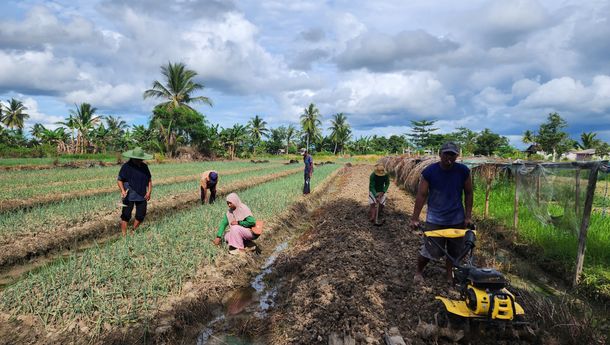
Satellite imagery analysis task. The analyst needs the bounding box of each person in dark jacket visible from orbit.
[369,163,390,223]
[117,147,153,236]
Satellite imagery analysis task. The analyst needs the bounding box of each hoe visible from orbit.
[423,227,527,337]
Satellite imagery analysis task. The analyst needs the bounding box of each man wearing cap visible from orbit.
[369,163,390,223]
[117,147,153,236]
[200,170,219,204]
[410,141,473,284]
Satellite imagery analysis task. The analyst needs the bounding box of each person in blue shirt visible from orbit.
[117,147,153,236]
[410,142,473,284]
[303,150,314,194]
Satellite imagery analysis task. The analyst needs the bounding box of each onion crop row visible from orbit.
[0,161,283,201]
[0,164,339,336]
[0,164,300,242]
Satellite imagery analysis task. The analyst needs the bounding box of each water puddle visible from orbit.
[196,242,288,345]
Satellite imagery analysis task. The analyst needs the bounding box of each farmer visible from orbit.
[117,147,153,236]
[200,170,219,204]
[213,193,258,254]
[410,141,473,284]
[369,163,390,223]
[303,150,314,194]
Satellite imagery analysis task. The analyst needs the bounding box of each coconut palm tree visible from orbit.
[220,124,248,160]
[70,103,101,154]
[247,115,269,154]
[143,62,212,110]
[300,103,322,152]
[30,123,45,142]
[105,115,128,135]
[328,113,351,154]
[1,98,29,130]
[285,124,296,155]
[143,62,212,156]
[578,132,601,149]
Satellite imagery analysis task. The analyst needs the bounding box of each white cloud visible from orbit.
[0,6,98,49]
[21,97,64,130]
[281,70,456,130]
[183,12,320,94]
[473,87,513,109]
[521,77,594,110]
[63,82,144,110]
[0,48,85,94]
[464,0,551,47]
[336,30,459,71]
[512,78,540,98]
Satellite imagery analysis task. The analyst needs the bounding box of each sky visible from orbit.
[1,0,610,149]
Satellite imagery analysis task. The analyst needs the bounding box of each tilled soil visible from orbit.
[261,164,533,345]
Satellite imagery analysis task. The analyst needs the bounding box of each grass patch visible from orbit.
[473,177,610,298]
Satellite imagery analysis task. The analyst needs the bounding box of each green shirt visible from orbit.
[369,172,390,194]
[216,214,257,238]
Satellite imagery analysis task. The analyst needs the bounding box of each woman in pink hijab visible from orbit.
[213,193,258,254]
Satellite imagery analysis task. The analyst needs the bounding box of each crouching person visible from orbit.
[213,193,259,254]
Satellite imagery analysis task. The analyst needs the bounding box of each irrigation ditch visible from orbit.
[0,166,304,283]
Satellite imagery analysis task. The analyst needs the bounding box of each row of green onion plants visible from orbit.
[0,161,284,200]
[0,164,339,333]
[0,163,299,240]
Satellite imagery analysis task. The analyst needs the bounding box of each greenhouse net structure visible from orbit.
[381,155,609,290]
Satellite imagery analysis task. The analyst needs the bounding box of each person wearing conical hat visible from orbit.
[369,163,390,223]
[117,147,153,236]
[200,170,219,204]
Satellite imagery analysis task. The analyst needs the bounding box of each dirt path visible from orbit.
[259,164,528,345]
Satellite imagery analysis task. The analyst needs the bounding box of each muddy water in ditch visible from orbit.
[196,242,288,345]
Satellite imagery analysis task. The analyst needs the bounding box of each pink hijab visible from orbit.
[226,193,253,223]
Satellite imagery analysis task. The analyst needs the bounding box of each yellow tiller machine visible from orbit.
[423,227,526,330]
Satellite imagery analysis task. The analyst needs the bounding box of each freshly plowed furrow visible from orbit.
[0,167,303,272]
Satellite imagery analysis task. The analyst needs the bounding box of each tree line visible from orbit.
[0,62,608,160]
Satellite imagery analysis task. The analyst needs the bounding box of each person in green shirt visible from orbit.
[213,192,258,254]
[369,163,390,223]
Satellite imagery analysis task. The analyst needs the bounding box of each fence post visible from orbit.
[536,170,541,206]
[513,164,521,229]
[573,163,600,286]
[485,178,491,218]
[575,167,581,215]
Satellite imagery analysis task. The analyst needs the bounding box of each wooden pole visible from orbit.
[573,163,600,286]
[536,172,541,206]
[575,167,581,215]
[513,164,521,229]
[485,178,491,218]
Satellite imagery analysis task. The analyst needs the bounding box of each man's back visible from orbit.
[422,162,469,225]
